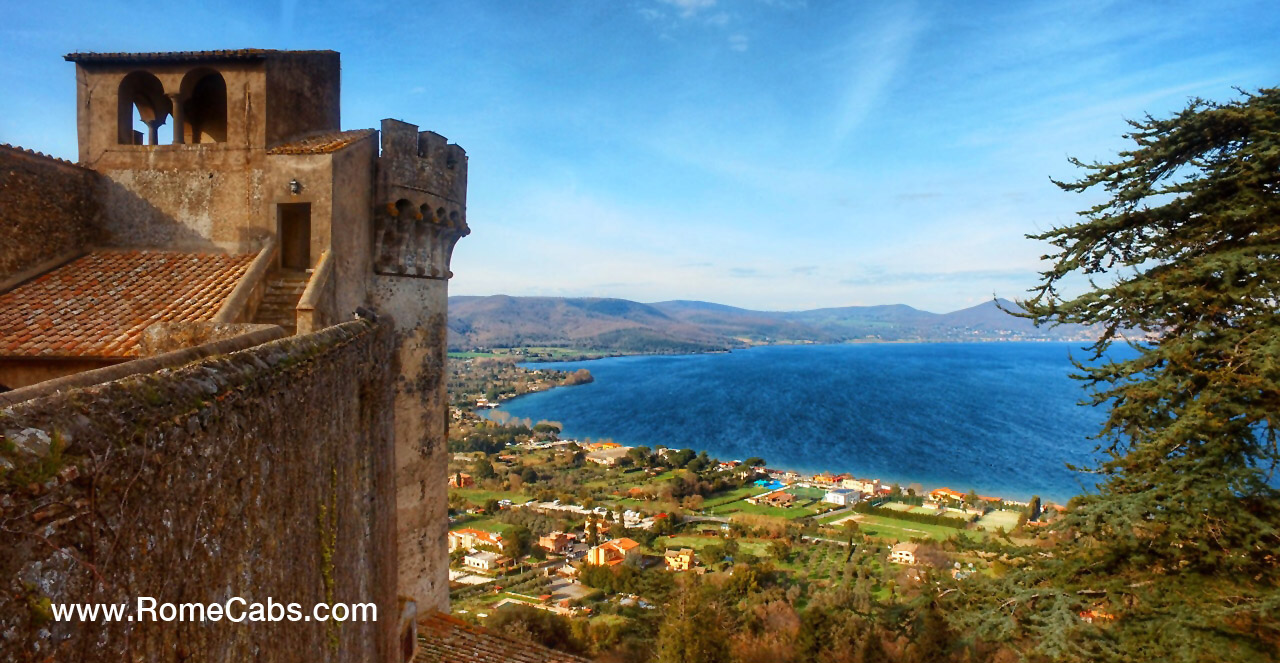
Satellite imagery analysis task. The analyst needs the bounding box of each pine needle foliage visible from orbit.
[962,88,1280,661]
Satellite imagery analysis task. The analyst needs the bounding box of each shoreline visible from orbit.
[473,342,1099,506]
[483,406,1084,507]
[451,337,1100,365]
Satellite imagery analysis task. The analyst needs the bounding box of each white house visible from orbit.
[841,477,881,494]
[823,488,860,506]
[889,542,919,565]
[464,550,509,571]
[825,488,860,505]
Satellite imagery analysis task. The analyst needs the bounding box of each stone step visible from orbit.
[264,283,308,293]
[261,294,303,305]
[250,269,310,334]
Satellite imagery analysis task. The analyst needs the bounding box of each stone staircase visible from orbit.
[252,269,310,334]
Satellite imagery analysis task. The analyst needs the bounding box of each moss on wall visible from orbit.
[0,319,398,663]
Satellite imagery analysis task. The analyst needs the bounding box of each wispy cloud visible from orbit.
[825,4,925,154]
[728,34,749,51]
[839,268,1037,286]
[894,192,942,202]
[659,0,717,18]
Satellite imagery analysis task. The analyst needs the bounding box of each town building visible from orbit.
[537,531,576,555]
[586,538,641,567]
[823,488,860,506]
[585,445,632,466]
[841,477,882,494]
[749,490,796,507]
[449,472,474,488]
[664,548,696,572]
[449,528,503,552]
[889,542,920,565]
[929,487,966,502]
[463,551,509,572]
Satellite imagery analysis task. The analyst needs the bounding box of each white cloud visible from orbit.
[659,0,717,18]
[729,34,749,51]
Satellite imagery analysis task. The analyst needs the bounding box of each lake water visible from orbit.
[495,343,1121,503]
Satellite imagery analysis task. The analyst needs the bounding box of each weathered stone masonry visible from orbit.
[0,146,102,283]
[0,49,470,661]
[0,319,398,662]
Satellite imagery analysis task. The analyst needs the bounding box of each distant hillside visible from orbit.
[447,296,731,353]
[447,295,1096,352]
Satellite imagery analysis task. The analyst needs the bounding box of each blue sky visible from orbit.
[2,1,1276,312]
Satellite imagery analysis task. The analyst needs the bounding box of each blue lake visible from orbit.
[495,343,1124,503]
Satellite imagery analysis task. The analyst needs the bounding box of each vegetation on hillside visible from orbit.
[447,88,1280,663]
[969,86,1280,661]
[446,296,1097,354]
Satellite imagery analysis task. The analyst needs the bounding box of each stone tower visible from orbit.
[13,49,470,615]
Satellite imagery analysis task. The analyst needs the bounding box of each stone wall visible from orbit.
[264,52,342,148]
[370,121,468,613]
[0,318,399,663]
[370,277,452,613]
[0,145,101,282]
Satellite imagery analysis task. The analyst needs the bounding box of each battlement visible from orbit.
[377,119,467,204]
[373,119,469,279]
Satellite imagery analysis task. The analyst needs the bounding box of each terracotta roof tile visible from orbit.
[0,143,85,169]
[416,611,591,663]
[268,129,376,155]
[0,251,254,359]
[64,49,335,63]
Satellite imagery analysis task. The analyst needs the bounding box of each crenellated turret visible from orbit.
[373,119,469,280]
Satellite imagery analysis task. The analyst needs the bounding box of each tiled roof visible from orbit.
[451,528,503,545]
[607,538,639,551]
[64,49,335,63]
[0,143,84,169]
[0,251,254,359]
[268,129,376,155]
[416,612,592,663]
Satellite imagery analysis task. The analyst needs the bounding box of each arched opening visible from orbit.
[180,69,228,144]
[117,71,171,146]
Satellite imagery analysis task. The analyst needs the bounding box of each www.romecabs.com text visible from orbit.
[51,597,376,623]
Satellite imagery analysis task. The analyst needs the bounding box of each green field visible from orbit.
[815,510,855,525]
[786,486,829,500]
[838,514,972,542]
[975,509,1023,531]
[452,488,533,505]
[709,500,824,518]
[450,516,516,534]
[703,485,766,508]
[661,535,773,559]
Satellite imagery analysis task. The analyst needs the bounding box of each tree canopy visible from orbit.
[966,88,1280,661]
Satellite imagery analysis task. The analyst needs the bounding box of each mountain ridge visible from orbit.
[447,295,1096,352]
